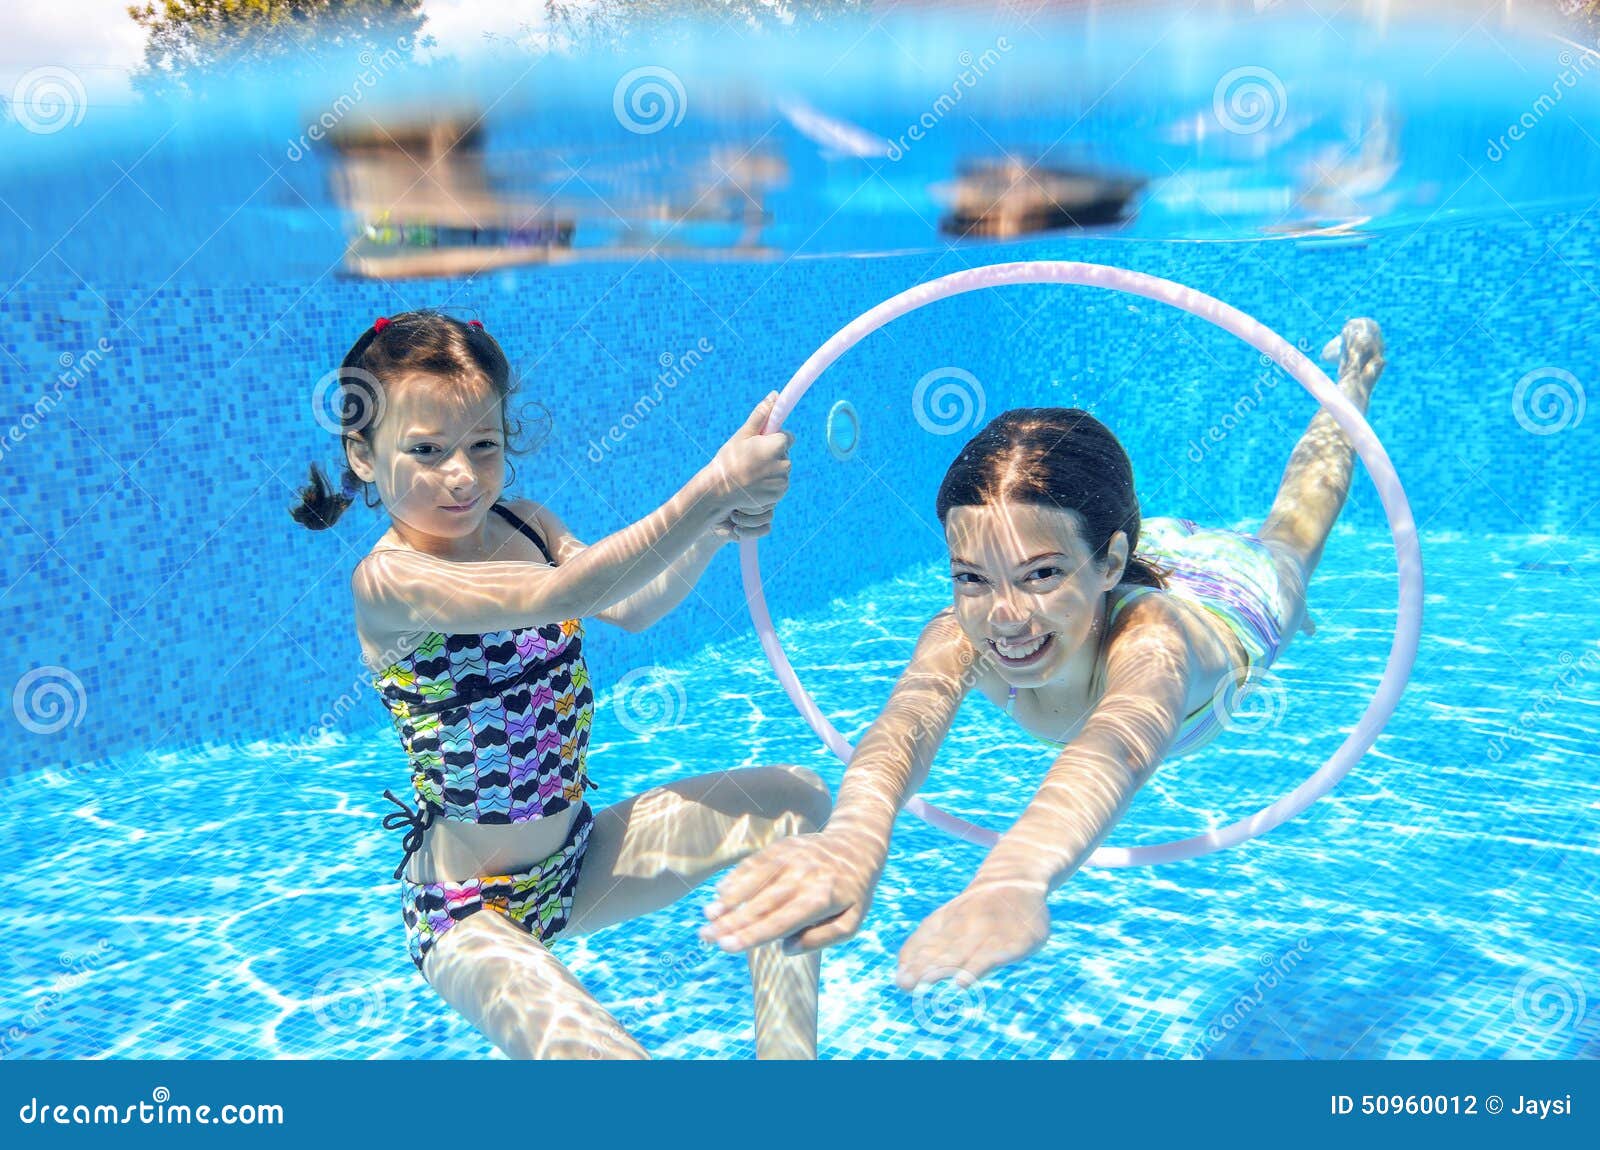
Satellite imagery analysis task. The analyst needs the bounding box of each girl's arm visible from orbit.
[893,593,1195,990]
[700,608,977,955]
[353,395,786,638]
[974,592,1194,894]
[826,608,976,842]
[524,500,733,634]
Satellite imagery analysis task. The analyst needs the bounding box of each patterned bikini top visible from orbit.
[369,502,597,879]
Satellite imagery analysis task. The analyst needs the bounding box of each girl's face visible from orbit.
[944,500,1128,687]
[347,373,506,544]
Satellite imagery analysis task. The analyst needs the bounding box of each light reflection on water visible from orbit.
[6,530,1597,1059]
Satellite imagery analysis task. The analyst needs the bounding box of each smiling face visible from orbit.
[945,500,1129,687]
[346,372,507,550]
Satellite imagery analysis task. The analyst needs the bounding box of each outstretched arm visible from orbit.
[895,593,1196,990]
[699,608,977,955]
[522,501,771,633]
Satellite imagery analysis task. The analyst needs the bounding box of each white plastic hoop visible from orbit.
[739,261,1422,865]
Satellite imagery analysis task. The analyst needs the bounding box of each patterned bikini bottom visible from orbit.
[399,801,594,971]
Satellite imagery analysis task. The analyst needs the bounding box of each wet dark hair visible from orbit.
[935,407,1170,590]
[290,310,539,530]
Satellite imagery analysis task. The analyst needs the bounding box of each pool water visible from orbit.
[4,5,1599,1062]
[9,527,1597,1060]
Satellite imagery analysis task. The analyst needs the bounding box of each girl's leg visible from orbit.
[423,910,650,1059]
[564,763,833,1060]
[1258,317,1386,646]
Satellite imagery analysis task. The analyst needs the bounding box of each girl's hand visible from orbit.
[700,828,885,955]
[706,392,793,513]
[709,504,775,545]
[894,881,1050,991]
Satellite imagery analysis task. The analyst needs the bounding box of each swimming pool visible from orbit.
[3,5,1598,1060]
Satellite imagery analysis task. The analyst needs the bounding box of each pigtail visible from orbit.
[290,462,356,531]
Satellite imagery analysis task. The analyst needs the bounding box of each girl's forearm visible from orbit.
[559,468,726,618]
[613,533,725,631]
[827,756,912,843]
[974,731,1149,894]
[824,716,940,845]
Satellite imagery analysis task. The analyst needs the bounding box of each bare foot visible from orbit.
[1319,317,1385,404]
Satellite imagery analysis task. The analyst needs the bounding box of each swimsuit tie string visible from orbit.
[381,789,437,882]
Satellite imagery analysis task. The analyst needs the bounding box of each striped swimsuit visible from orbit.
[370,502,598,969]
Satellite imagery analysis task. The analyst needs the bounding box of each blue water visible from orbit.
[8,528,1599,1059]
[4,7,1599,1060]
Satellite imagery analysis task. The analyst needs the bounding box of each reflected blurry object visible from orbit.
[935,157,1145,238]
[1266,86,1402,239]
[329,112,576,279]
[601,145,789,256]
[779,99,892,159]
[1296,88,1401,214]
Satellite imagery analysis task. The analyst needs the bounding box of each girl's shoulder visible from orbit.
[1102,584,1206,660]
[1103,583,1241,689]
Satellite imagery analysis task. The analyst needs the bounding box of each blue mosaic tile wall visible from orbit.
[2,205,1595,778]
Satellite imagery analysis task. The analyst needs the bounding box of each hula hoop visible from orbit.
[739,261,1423,865]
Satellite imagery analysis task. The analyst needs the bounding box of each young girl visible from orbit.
[701,318,1386,992]
[291,310,832,1058]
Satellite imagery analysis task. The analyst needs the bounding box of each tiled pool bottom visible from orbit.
[6,527,1598,1060]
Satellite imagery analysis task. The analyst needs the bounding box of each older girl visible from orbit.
[702,318,1385,991]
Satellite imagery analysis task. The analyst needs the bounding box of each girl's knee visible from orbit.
[765,764,833,836]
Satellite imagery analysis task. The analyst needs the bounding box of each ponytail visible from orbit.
[1121,550,1172,590]
[289,460,366,531]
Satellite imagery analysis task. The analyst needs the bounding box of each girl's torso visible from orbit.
[356,501,583,881]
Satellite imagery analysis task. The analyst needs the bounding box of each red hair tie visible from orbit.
[467,319,484,329]
[373,316,391,332]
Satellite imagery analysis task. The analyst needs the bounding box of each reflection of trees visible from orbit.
[126,0,429,95]
[542,0,866,52]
